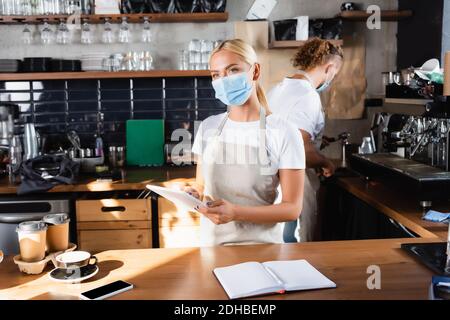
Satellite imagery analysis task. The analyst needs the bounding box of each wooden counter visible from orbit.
[336,176,449,240]
[0,238,444,300]
[0,166,197,194]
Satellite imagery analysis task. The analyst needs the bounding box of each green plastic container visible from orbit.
[126,119,165,166]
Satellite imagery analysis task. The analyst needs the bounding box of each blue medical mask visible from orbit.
[316,80,331,93]
[212,69,253,106]
[297,69,335,93]
[316,70,335,93]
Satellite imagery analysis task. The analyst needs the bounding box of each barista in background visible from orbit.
[268,38,343,242]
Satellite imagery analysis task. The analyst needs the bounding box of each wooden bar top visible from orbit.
[336,176,449,240]
[0,238,444,300]
[0,166,197,194]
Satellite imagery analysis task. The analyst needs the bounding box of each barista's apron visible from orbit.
[200,107,282,246]
[293,70,324,242]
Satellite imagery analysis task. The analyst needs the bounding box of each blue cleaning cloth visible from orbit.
[422,210,450,222]
[432,276,450,285]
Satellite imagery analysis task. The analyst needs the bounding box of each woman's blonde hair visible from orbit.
[292,38,343,71]
[209,39,270,114]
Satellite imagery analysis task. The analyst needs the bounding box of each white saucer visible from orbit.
[49,265,99,283]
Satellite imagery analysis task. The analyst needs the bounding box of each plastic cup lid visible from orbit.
[43,213,70,225]
[16,221,47,233]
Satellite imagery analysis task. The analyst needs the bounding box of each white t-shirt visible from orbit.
[192,112,305,171]
[268,78,325,142]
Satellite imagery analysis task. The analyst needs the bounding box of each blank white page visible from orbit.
[262,260,336,292]
[213,262,283,299]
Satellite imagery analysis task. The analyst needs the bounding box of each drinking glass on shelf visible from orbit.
[43,0,55,15]
[33,0,45,15]
[141,16,152,43]
[21,0,33,15]
[118,16,130,43]
[131,51,140,71]
[80,19,93,44]
[56,20,70,44]
[1,0,13,15]
[200,40,213,53]
[200,52,211,70]
[81,0,91,14]
[22,24,33,45]
[188,39,201,52]
[200,40,214,70]
[57,0,66,14]
[103,56,121,72]
[189,51,201,70]
[51,0,60,15]
[101,18,115,44]
[40,20,54,45]
[179,49,189,70]
[67,0,81,14]
[122,52,134,71]
[13,0,23,15]
[142,51,153,71]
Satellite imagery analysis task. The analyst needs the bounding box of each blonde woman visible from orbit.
[268,38,344,242]
[187,39,305,246]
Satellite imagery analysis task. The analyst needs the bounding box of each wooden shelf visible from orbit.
[384,98,432,106]
[269,39,343,49]
[0,12,228,24]
[0,70,211,81]
[338,10,413,21]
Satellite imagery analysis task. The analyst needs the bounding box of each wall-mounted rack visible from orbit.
[338,10,413,21]
[0,70,211,81]
[269,39,343,49]
[0,12,228,24]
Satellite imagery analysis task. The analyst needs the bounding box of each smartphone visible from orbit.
[80,280,133,300]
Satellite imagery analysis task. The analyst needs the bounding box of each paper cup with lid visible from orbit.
[43,213,71,253]
[16,221,48,262]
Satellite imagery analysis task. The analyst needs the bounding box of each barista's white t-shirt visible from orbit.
[192,112,305,171]
[268,78,324,142]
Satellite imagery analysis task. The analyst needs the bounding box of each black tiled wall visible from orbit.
[0,77,225,149]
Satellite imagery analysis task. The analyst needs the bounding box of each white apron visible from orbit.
[294,70,324,242]
[296,168,320,242]
[200,107,283,246]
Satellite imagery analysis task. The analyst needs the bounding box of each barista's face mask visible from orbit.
[212,67,254,106]
[316,67,336,93]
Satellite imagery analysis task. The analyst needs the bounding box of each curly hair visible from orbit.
[292,38,343,71]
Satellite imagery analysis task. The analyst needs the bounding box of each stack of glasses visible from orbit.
[180,39,222,71]
[0,0,93,15]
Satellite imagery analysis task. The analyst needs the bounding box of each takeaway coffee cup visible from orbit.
[54,251,97,270]
[16,221,48,262]
[43,213,70,252]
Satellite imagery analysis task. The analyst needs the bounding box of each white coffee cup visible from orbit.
[55,251,97,269]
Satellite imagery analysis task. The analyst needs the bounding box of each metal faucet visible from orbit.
[319,132,351,167]
[338,132,351,168]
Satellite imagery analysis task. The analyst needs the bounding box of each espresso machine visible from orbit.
[350,96,450,208]
[0,103,20,176]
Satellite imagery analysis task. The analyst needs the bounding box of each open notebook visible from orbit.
[213,260,336,299]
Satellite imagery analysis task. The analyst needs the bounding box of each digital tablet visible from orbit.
[146,185,206,212]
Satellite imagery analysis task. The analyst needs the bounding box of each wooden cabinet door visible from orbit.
[78,228,152,253]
